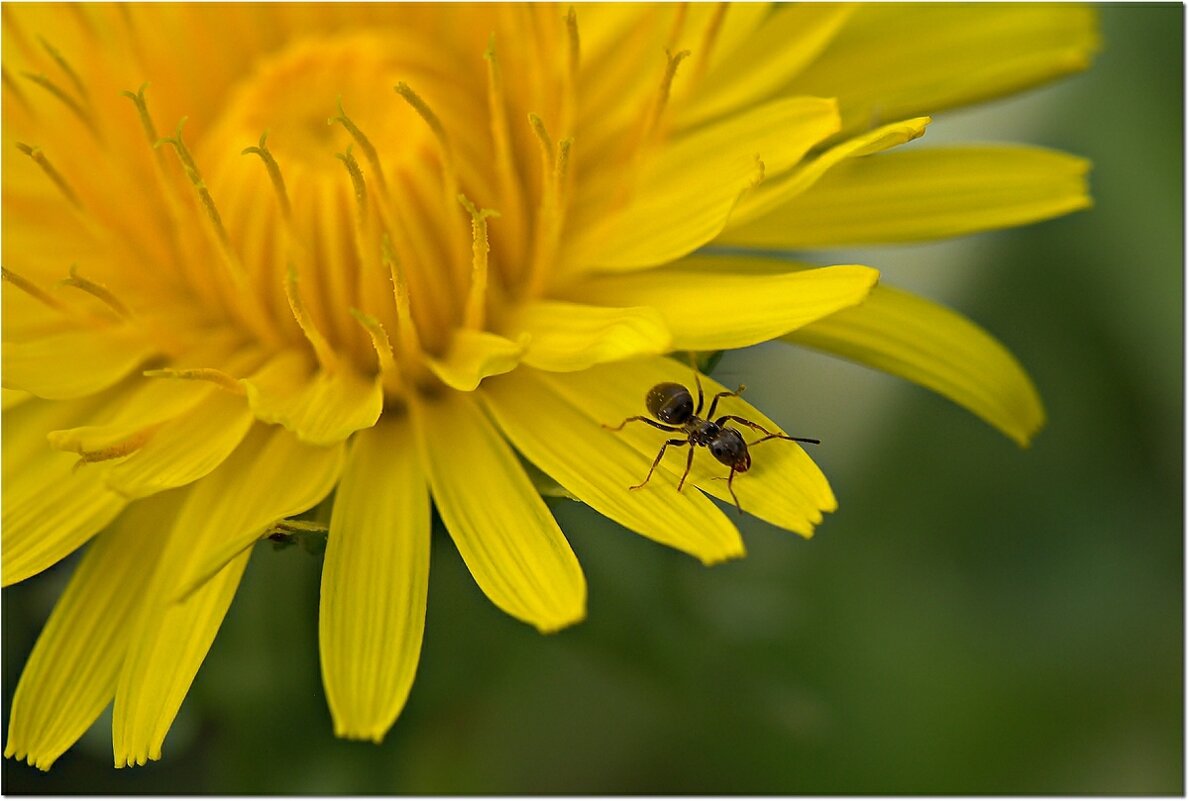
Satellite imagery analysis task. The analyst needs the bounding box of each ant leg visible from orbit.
[706,385,746,419]
[676,443,696,492]
[689,353,706,416]
[631,438,689,490]
[714,414,820,445]
[750,432,820,447]
[604,416,681,433]
[725,467,742,514]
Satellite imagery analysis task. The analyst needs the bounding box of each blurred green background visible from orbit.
[3,4,1182,794]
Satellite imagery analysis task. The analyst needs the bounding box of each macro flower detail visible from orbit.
[2,3,1096,770]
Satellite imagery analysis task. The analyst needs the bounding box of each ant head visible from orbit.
[709,428,750,471]
[646,382,694,425]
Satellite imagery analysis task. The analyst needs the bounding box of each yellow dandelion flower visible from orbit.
[2,3,1097,770]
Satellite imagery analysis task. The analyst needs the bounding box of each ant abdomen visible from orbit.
[645,382,694,425]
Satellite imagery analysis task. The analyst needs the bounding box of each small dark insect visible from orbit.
[603,368,819,514]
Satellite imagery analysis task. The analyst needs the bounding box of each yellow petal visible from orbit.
[679,4,856,127]
[510,300,671,372]
[106,389,255,498]
[241,349,383,446]
[320,418,430,742]
[3,326,156,400]
[544,356,836,536]
[112,546,251,768]
[786,285,1045,446]
[571,97,841,271]
[568,257,878,351]
[2,388,32,410]
[729,146,1092,248]
[4,493,180,771]
[483,369,744,564]
[786,3,1100,135]
[424,328,527,391]
[171,424,345,598]
[411,391,586,632]
[727,116,931,227]
[2,437,125,586]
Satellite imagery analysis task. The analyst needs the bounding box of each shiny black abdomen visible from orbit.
[646,382,694,425]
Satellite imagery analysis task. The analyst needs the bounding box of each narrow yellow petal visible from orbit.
[679,4,856,126]
[568,257,878,351]
[106,389,255,498]
[545,357,836,536]
[510,300,671,372]
[727,116,931,227]
[423,328,525,391]
[4,493,179,771]
[241,349,383,446]
[571,97,840,271]
[787,3,1100,136]
[112,547,251,768]
[3,326,156,400]
[483,369,744,565]
[2,388,32,410]
[411,391,586,632]
[320,418,430,743]
[729,146,1092,248]
[2,441,125,586]
[786,285,1045,446]
[171,424,345,598]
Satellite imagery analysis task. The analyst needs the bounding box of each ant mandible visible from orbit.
[602,363,820,514]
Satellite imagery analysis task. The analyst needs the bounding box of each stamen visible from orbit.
[565,7,581,81]
[15,142,81,209]
[328,97,387,192]
[241,131,291,221]
[2,67,34,116]
[71,427,155,470]
[560,7,581,133]
[694,3,729,79]
[285,265,339,372]
[142,367,244,394]
[38,37,89,101]
[154,118,234,255]
[59,264,131,320]
[349,308,400,391]
[1,266,67,312]
[666,3,690,50]
[381,233,423,358]
[458,194,499,330]
[394,81,469,285]
[523,116,572,298]
[484,35,525,270]
[335,146,368,214]
[642,48,691,142]
[121,83,159,150]
[21,70,97,138]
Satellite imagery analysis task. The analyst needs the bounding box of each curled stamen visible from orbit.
[142,367,244,394]
[21,70,97,137]
[285,265,339,372]
[59,264,131,320]
[381,233,423,358]
[121,83,160,149]
[242,131,291,221]
[349,308,399,388]
[1,266,67,311]
[335,146,368,212]
[643,48,691,141]
[524,116,572,298]
[155,118,234,253]
[328,97,387,192]
[70,427,155,471]
[458,194,500,330]
[38,36,89,101]
[15,142,81,208]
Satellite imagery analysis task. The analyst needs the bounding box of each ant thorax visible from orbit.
[686,417,722,446]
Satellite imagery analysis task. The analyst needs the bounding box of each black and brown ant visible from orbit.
[603,367,819,514]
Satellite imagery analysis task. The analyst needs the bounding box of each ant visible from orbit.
[602,365,820,514]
